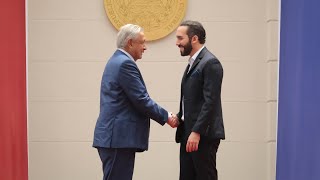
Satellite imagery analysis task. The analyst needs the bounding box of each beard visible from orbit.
[179,40,192,56]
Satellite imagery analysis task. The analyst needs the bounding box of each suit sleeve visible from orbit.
[118,60,168,125]
[192,59,223,134]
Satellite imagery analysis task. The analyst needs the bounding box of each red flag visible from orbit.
[0,0,28,179]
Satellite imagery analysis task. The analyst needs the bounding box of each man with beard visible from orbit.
[174,20,225,180]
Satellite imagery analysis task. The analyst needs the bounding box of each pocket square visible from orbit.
[190,70,201,78]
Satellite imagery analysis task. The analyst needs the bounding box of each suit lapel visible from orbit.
[188,58,200,75]
[187,47,208,75]
[182,64,190,83]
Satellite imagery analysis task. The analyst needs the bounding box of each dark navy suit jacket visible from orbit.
[176,47,225,143]
[93,50,168,152]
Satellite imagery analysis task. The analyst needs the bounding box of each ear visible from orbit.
[192,35,199,43]
[127,39,133,48]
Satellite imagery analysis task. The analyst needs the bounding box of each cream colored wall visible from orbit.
[266,0,279,180]
[28,0,279,180]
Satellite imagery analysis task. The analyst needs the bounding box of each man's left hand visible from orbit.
[186,132,200,152]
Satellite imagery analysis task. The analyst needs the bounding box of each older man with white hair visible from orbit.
[93,24,178,180]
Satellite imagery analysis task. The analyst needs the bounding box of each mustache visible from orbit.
[178,45,184,48]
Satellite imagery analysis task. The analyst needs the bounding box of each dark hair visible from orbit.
[180,20,206,44]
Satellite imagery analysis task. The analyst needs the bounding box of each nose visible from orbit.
[143,44,147,50]
[176,40,180,47]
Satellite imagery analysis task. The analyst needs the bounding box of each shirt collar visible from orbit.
[190,45,205,61]
[118,48,135,62]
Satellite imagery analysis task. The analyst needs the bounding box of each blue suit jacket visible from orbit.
[93,50,168,152]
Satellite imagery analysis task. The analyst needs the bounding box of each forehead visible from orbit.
[176,26,188,36]
[136,31,145,40]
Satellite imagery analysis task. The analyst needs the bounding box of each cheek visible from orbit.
[138,48,143,55]
[181,41,187,46]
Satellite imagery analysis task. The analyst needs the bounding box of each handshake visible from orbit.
[167,112,180,128]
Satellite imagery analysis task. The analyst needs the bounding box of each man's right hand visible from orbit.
[167,113,179,128]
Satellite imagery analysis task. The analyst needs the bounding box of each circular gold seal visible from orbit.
[104,0,187,41]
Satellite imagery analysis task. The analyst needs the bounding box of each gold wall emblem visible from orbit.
[104,0,187,41]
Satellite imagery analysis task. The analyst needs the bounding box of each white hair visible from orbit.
[116,24,143,48]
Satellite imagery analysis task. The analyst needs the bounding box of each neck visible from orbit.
[121,47,137,61]
[189,44,203,57]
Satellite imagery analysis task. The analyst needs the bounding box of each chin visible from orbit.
[181,52,188,56]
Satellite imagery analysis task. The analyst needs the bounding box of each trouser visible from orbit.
[179,138,220,180]
[97,148,136,180]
